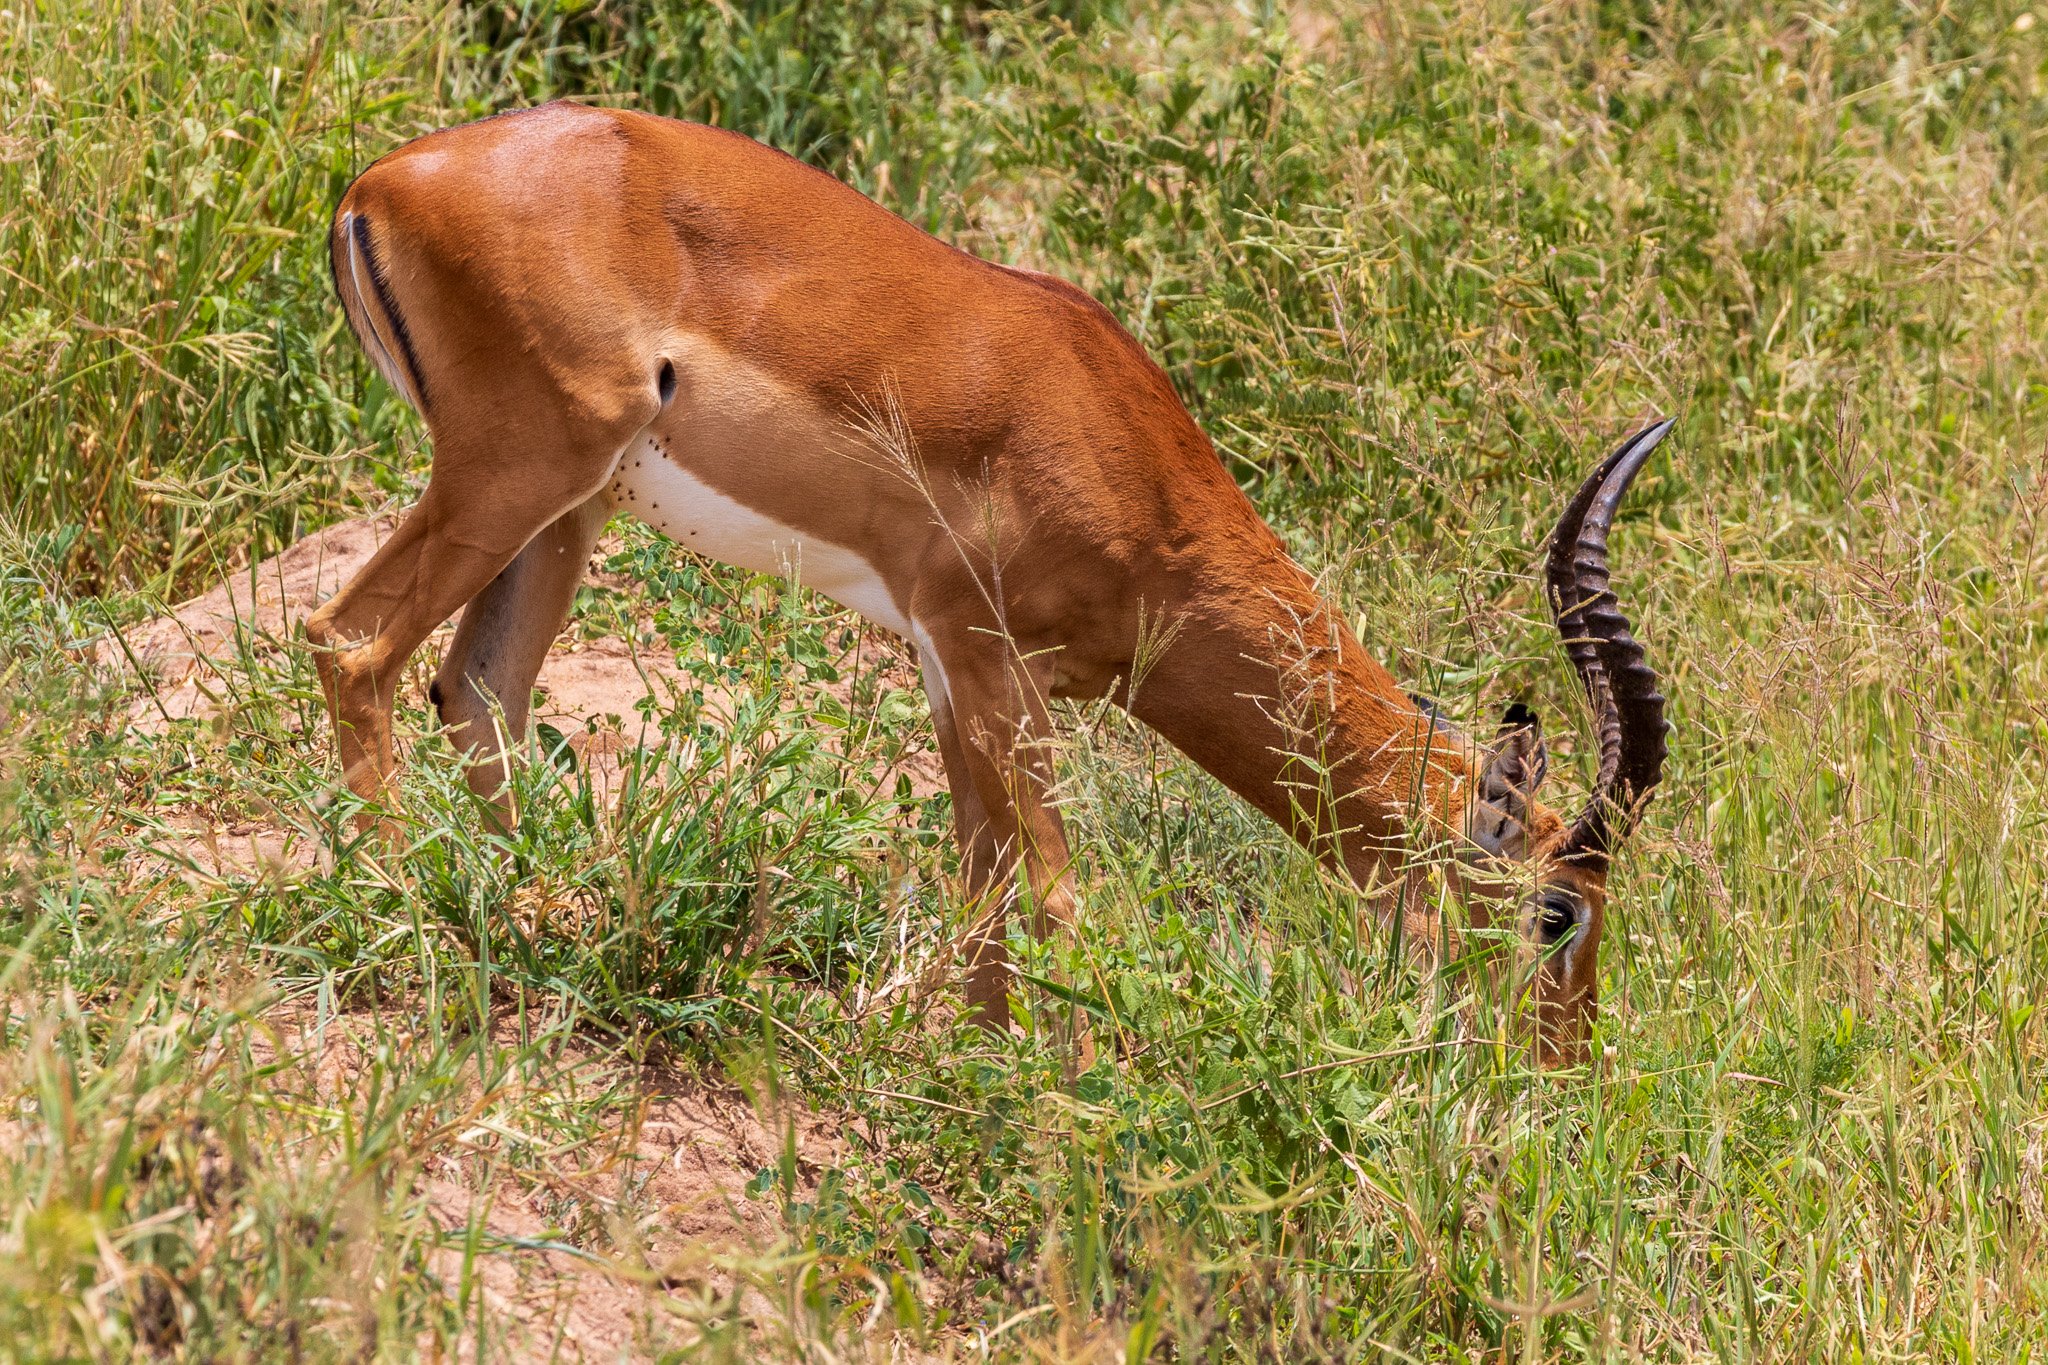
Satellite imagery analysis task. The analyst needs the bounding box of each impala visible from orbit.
[312,102,1670,1063]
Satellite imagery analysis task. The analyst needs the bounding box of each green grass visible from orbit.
[5,0,2048,1358]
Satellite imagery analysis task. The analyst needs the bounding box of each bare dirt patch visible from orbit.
[254,1004,852,1360]
[104,513,947,880]
[412,1081,845,1360]
[100,515,697,740]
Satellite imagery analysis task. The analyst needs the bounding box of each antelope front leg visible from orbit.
[920,650,1006,901]
[916,621,1081,1037]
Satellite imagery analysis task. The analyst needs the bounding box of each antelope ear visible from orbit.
[1471,703,1547,858]
[1487,702,1547,797]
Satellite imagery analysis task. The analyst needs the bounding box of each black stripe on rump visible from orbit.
[350,212,430,411]
[327,212,346,315]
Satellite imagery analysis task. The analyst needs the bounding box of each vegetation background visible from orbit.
[4,0,2047,1358]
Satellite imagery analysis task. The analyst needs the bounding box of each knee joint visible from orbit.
[304,604,341,654]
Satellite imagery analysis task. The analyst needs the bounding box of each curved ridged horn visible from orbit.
[1546,418,1674,868]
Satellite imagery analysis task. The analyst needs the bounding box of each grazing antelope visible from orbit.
[313,102,1669,1063]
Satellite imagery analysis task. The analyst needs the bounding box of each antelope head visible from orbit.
[1460,420,1673,1064]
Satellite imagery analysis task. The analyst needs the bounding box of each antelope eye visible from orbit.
[1536,892,1580,945]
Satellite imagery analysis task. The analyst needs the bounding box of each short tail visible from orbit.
[330,208,429,412]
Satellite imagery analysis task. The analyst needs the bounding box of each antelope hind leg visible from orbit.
[430,491,612,825]
[306,452,623,828]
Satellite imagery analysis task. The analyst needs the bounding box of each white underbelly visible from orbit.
[608,434,911,638]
